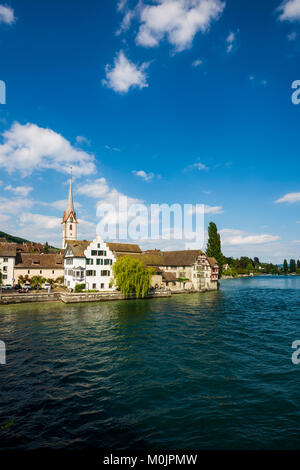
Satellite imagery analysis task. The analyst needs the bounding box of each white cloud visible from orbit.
[204,204,223,214]
[0,122,96,177]
[4,185,33,197]
[77,177,110,198]
[226,30,237,53]
[20,212,61,231]
[0,5,15,24]
[105,144,120,152]
[103,51,148,93]
[0,196,34,215]
[117,9,135,34]
[185,161,208,171]
[192,58,203,67]
[220,228,280,246]
[76,135,90,146]
[135,0,225,52]
[278,0,300,21]
[275,192,300,203]
[132,170,155,181]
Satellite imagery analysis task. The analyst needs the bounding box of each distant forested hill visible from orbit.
[0,231,31,244]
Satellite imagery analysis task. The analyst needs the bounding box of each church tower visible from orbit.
[62,170,78,248]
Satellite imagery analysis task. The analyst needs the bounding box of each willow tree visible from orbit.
[113,256,154,298]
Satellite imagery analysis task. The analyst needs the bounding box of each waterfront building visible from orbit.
[0,243,17,286]
[14,253,64,282]
[64,236,143,290]
[126,250,219,291]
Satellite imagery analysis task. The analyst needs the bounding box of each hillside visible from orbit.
[0,231,32,244]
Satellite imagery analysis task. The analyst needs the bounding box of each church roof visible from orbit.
[62,171,77,223]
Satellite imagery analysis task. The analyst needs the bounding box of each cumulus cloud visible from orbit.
[0,4,15,24]
[135,0,225,52]
[275,192,300,203]
[220,229,280,245]
[277,0,300,21]
[0,122,96,177]
[132,170,155,181]
[4,185,33,197]
[20,212,61,231]
[77,177,110,198]
[0,196,34,215]
[103,51,148,93]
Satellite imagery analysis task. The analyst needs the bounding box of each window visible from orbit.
[3,275,7,279]
[91,250,97,256]
[92,283,96,289]
[52,270,54,274]
[3,266,7,272]
[101,283,104,289]
[70,225,72,230]
[40,270,42,274]
[96,259,100,265]
[28,270,30,274]
[101,270,110,276]
[66,258,73,265]
[97,243,100,248]
[104,259,110,265]
[87,259,93,265]
[86,270,96,276]
[3,258,8,263]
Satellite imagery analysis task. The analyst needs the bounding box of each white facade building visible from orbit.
[0,243,16,286]
[64,236,116,291]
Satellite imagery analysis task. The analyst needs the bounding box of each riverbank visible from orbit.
[0,288,213,306]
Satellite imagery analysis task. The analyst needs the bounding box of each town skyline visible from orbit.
[1,0,300,262]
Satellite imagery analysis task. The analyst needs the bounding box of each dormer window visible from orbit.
[70,217,73,223]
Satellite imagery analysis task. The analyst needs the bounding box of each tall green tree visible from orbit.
[297,260,300,270]
[290,259,296,273]
[113,256,154,298]
[206,222,224,278]
[283,259,288,274]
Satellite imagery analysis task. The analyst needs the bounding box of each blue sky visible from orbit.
[1,0,300,261]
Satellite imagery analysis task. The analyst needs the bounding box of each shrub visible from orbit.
[74,283,85,293]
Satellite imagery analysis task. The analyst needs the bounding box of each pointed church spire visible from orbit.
[62,168,77,223]
[65,168,74,216]
[62,168,78,248]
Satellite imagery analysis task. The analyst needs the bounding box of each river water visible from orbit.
[0,276,300,450]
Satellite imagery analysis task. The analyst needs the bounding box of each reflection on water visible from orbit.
[1,276,300,450]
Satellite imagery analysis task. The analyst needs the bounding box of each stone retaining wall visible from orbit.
[60,290,171,303]
[0,293,60,305]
